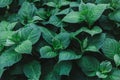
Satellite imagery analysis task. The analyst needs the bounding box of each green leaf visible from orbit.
[59,51,81,62]
[95,0,111,4]
[96,71,108,78]
[89,33,106,49]
[23,60,41,80]
[19,24,41,44]
[53,61,72,76]
[48,15,64,27]
[57,8,70,15]
[79,3,108,25]
[0,21,17,31]
[0,0,13,7]
[62,11,85,23]
[40,27,55,45]
[45,2,56,7]
[18,1,37,24]
[0,69,5,78]
[99,61,112,74]
[0,50,22,69]
[0,31,14,46]
[109,10,120,23]
[108,69,120,80]
[101,38,120,59]
[39,46,57,58]
[82,38,88,49]
[114,54,120,67]
[77,56,99,77]
[82,26,102,36]
[84,45,99,52]
[73,26,102,36]
[52,32,70,50]
[111,0,120,9]
[44,71,61,80]
[0,45,4,52]
[15,40,32,54]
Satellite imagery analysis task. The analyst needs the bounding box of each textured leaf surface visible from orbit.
[23,61,41,80]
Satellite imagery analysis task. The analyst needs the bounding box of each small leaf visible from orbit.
[52,32,70,50]
[84,45,99,52]
[81,26,102,36]
[40,27,55,45]
[59,51,81,62]
[114,54,120,67]
[44,71,61,80]
[45,2,56,7]
[48,15,64,27]
[23,60,41,80]
[0,69,5,78]
[53,61,72,76]
[0,31,14,45]
[39,46,57,58]
[99,61,112,74]
[15,40,32,54]
[73,26,102,36]
[0,21,17,31]
[96,71,108,78]
[62,11,85,23]
[82,38,88,49]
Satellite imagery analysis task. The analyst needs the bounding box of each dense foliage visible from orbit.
[0,0,120,80]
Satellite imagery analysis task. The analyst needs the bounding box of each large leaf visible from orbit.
[0,0,13,7]
[18,24,41,44]
[39,46,57,58]
[77,56,100,77]
[79,2,108,25]
[89,33,106,49]
[107,69,120,80]
[109,10,120,23]
[101,38,120,59]
[53,61,72,76]
[15,40,32,54]
[0,50,22,69]
[23,60,41,80]
[59,51,81,62]
[18,1,37,24]
[62,11,85,23]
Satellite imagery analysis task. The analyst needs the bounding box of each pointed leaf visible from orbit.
[23,61,41,80]
[63,11,85,23]
[59,51,81,62]
[15,40,32,54]
[39,46,57,58]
